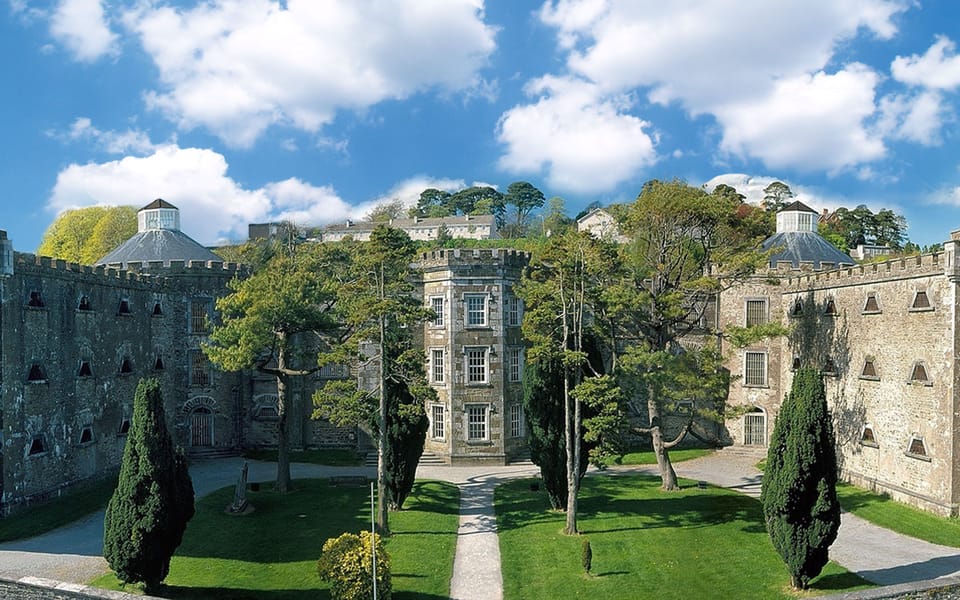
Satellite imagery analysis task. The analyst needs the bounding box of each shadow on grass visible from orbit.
[809,571,873,591]
[153,585,331,600]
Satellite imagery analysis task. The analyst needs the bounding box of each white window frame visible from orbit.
[743,351,767,387]
[508,347,522,383]
[465,347,488,384]
[506,295,522,327]
[466,404,489,441]
[431,404,445,440]
[465,294,487,327]
[431,296,445,327]
[431,348,445,384]
[744,298,768,327]
[509,403,525,438]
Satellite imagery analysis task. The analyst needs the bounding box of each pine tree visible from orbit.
[760,367,841,590]
[103,378,195,591]
[384,374,429,510]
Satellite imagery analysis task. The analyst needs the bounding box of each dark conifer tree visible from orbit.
[760,367,841,590]
[103,378,195,591]
[384,375,429,510]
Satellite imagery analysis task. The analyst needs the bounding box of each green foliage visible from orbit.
[503,181,546,237]
[820,204,907,251]
[760,368,841,590]
[581,538,592,573]
[317,531,392,600]
[384,371,430,510]
[37,205,136,263]
[103,378,194,591]
[574,375,626,467]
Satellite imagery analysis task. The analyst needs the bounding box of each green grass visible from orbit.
[241,448,364,466]
[837,482,960,548]
[0,474,117,543]
[497,474,872,599]
[604,447,713,466]
[91,478,459,599]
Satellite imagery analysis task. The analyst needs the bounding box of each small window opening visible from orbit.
[823,357,837,376]
[790,298,804,317]
[28,436,45,455]
[823,298,838,316]
[861,358,878,379]
[152,302,163,316]
[27,364,46,382]
[863,293,881,314]
[118,419,130,436]
[910,362,930,384]
[911,291,932,310]
[79,426,93,444]
[27,290,45,308]
[907,436,928,458]
[154,356,164,370]
[78,361,92,377]
[860,426,878,447]
[78,296,92,311]
[117,299,131,315]
[791,356,801,371]
[119,358,133,374]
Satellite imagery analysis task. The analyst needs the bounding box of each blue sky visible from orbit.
[3,0,960,252]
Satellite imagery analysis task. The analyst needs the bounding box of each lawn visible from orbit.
[241,448,364,466]
[837,482,960,548]
[0,474,117,542]
[91,478,459,599]
[605,447,713,466]
[497,474,872,600]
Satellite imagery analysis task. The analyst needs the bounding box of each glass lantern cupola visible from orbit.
[138,199,181,232]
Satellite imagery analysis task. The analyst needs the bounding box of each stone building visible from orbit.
[720,201,960,515]
[318,214,499,243]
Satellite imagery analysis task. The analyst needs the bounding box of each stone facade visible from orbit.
[721,235,960,515]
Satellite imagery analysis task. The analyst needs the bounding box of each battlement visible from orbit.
[16,253,246,285]
[104,259,246,277]
[417,248,530,270]
[779,249,950,288]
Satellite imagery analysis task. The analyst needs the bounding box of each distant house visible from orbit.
[308,214,498,243]
[576,207,628,242]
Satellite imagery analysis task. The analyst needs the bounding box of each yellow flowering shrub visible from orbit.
[317,531,391,600]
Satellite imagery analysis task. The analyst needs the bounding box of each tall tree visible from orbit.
[205,237,340,492]
[103,378,194,592]
[37,205,136,263]
[503,181,546,238]
[762,181,794,212]
[313,225,433,534]
[367,199,406,222]
[541,196,573,238]
[761,367,841,590]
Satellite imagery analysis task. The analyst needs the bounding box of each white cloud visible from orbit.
[49,0,118,62]
[878,91,946,145]
[47,145,355,244]
[123,0,497,147]
[50,117,159,155]
[361,176,471,214]
[892,35,960,90]
[496,76,656,193]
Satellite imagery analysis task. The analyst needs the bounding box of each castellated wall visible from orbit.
[722,246,960,515]
[418,248,529,465]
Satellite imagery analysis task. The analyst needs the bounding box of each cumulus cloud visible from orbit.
[47,145,356,244]
[496,76,656,193]
[49,0,118,62]
[50,117,159,155]
[704,173,901,216]
[892,35,960,90]
[123,0,497,147]
[878,91,946,145]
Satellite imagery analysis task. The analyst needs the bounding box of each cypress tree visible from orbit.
[760,367,841,590]
[384,376,429,510]
[103,378,195,591]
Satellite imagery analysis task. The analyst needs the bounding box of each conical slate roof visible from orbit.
[762,232,854,270]
[95,200,221,267]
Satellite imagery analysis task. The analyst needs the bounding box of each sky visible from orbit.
[3,0,960,253]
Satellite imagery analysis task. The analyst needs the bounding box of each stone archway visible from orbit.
[743,407,767,446]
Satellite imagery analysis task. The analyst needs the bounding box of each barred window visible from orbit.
[431,405,445,440]
[508,348,522,382]
[509,404,525,438]
[467,405,488,441]
[744,351,767,386]
[190,298,212,334]
[466,347,488,384]
[431,297,445,327]
[465,295,487,327]
[506,296,522,327]
[431,349,445,384]
[745,299,768,326]
[190,350,212,387]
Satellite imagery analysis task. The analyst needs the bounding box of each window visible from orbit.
[823,357,837,376]
[789,298,803,318]
[466,347,488,384]
[154,356,164,370]
[744,299,768,326]
[431,349,445,384]
[431,405,445,439]
[506,296,522,327]
[743,351,767,386]
[508,348,522,383]
[117,299,131,315]
[78,295,92,311]
[860,358,878,380]
[190,298,212,334]
[118,419,130,436]
[823,298,838,316]
[252,395,279,420]
[907,436,930,460]
[431,297,445,327]
[27,290,45,308]
[78,360,92,378]
[79,426,93,445]
[466,405,488,441]
[909,361,931,385]
[791,356,801,371]
[465,295,487,327]
[119,357,133,375]
[318,363,349,379]
[28,436,46,456]
[911,290,933,311]
[190,350,212,387]
[510,404,525,438]
[863,292,881,314]
[674,401,694,416]
[27,364,46,382]
[860,425,878,448]
[152,302,163,316]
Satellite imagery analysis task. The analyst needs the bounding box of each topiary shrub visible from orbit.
[581,538,592,573]
[317,531,391,600]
